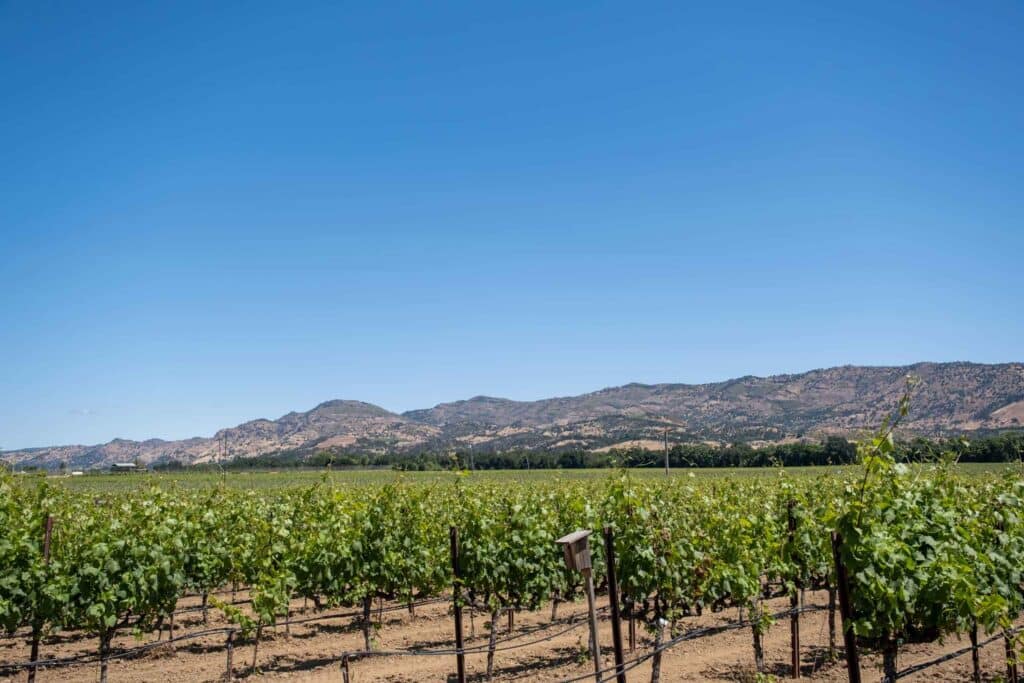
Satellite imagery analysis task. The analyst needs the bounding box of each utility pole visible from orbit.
[663,427,670,476]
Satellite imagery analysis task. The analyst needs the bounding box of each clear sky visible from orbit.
[1,2,1022,449]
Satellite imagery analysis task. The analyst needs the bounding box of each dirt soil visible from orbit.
[0,589,1016,682]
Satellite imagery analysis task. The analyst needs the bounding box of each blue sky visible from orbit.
[1,2,1022,449]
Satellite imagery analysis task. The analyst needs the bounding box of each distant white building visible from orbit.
[110,462,141,473]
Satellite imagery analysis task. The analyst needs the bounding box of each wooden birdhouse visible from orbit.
[556,529,592,572]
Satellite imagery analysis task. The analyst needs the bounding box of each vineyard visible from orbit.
[2,424,1024,681]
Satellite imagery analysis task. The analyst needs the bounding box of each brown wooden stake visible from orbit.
[169,611,176,651]
[603,526,627,683]
[998,513,1019,683]
[508,607,514,633]
[790,590,800,678]
[583,566,602,682]
[450,527,466,683]
[831,532,862,683]
[341,654,350,683]
[788,501,801,679]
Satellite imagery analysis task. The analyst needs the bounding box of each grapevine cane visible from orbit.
[362,596,372,651]
[751,598,765,673]
[225,629,234,681]
[650,617,665,683]
[250,623,263,675]
[1005,630,1019,683]
[486,607,499,680]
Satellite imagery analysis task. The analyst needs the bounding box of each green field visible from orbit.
[4,451,1024,681]
[21,461,1017,492]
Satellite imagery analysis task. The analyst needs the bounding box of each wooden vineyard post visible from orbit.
[341,653,350,683]
[450,527,467,683]
[788,501,801,679]
[557,530,602,682]
[603,526,627,683]
[584,567,602,682]
[831,532,861,683]
[28,515,54,683]
[998,513,1019,683]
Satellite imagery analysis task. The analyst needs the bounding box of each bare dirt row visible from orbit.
[0,589,1014,682]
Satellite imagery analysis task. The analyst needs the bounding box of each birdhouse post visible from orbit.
[557,530,602,681]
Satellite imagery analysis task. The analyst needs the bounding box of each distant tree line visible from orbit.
[148,430,1024,472]
[391,437,861,471]
[154,449,371,471]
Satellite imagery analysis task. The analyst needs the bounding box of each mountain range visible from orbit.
[3,362,1023,470]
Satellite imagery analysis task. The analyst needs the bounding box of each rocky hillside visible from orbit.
[4,362,1022,470]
